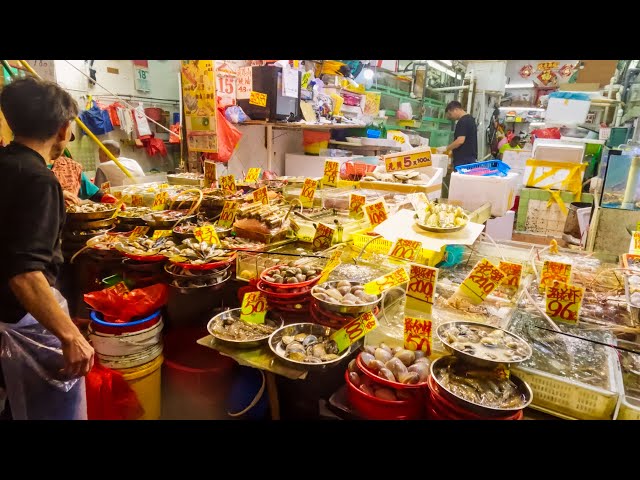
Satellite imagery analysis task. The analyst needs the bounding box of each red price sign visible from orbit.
[220,174,236,194]
[459,258,506,305]
[349,193,366,217]
[323,160,340,188]
[252,186,269,205]
[406,264,438,305]
[545,281,584,324]
[218,201,238,229]
[499,261,523,289]
[403,316,432,354]
[194,225,220,245]
[245,168,261,183]
[100,181,111,194]
[539,260,572,294]
[249,90,268,108]
[107,281,129,296]
[364,268,410,295]
[312,223,335,251]
[151,192,168,211]
[364,200,388,227]
[204,161,217,188]
[388,238,422,262]
[240,291,267,324]
[129,226,149,240]
[331,311,379,353]
[132,194,144,207]
[299,178,318,207]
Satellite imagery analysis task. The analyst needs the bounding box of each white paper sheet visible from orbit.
[372,209,485,251]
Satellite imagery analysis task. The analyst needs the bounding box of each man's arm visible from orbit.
[446,135,466,152]
[10,271,94,378]
[94,167,107,188]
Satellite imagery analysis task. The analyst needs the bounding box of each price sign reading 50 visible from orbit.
[403,316,432,355]
[240,291,267,324]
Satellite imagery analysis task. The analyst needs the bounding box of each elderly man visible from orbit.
[94,139,145,187]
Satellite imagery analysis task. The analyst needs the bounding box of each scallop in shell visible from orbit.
[374,348,393,363]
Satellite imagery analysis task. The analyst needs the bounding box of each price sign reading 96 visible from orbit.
[407,264,438,305]
[459,258,505,305]
[240,291,267,324]
[323,160,340,188]
[545,281,584,324]
[331,311,379,353]
[404,316,432,355]
[364,199,388,227]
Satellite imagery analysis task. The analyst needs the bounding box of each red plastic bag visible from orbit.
[85,362,144,420]
[210,108,242,163]
[530,127,561,140]
[169,123,181,144]
[84,283,168,324]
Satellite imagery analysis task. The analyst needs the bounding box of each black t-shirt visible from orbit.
[0,142,65,323]
[452,114,478,166]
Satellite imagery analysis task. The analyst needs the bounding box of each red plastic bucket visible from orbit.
[162,327,236,419]
[302,130,330,155]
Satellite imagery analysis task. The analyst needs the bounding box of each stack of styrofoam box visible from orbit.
[501,149,532,194]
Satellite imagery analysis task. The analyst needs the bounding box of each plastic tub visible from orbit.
[89,320,163,357]
[302,130,331,155]
[97,342,163,370]
[118,354,164,420]
[90,309,162,335]
[345,370,425,420]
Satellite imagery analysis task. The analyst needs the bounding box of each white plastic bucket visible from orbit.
[97,343,163,370]
[89,319,163,357]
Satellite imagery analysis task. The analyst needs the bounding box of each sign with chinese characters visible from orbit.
[245,168,261,183]
[180,60,218,153]
[539,260,572,294]
[406,264,438,306]
[545,281,584,324]
[218,201,238,229]
[632,231,640,254]
[384,149,432,173]
[249,91,268,108]
[389,239,422,263]
[151,192,168,211]
[236,67,252,100]
[536,61,560,87]
[252,186,269,205]
[364,268,410,295]
[240,291,267,324]
[131,194,144,207]
[129,226,149,240]
[220,174,236,194]
[151,229,173,239]
[459,258,506,305]
[322,160,340,188]
[364,199,388,227]
[499,261,523,289]
[193,225,220,246]
[349,193,366,218]
[312,223,335,251]
[404,316,432,355]
[331,311,379,353]
[299,178,318,208]
[215,61,239,109]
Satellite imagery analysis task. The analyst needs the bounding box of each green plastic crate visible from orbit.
[429,130,453,147]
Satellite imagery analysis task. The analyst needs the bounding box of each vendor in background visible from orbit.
[498,135,522,159]
[439,101,478,168]
[48,147,116,206]
[94,140,145,187]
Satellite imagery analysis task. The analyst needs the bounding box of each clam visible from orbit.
[385,357,408,379]
[349,371,361,387]
[374,348,393,363]
[379,343,392,354]
[342,293,358,303]
[325,288,343,301]
[414,357,431,365]
[325,340,339,355]
[336,280,351,288]
[394,349,416,367]
[348,359,359,373]
[282,335,295,346]
[320,354,339,362]
[368,360,386,373]
[285,342,304,354]
[374,388,397,401]
[360,352,375,367]
[378,368,396,382]
[392,346,403,355]
[408,362,430,382]
[312,344,326,358]
[398,371,420,385]
[302,335,319,347]
[364,345,377,356]
[288,351,306,362]
[294,333,307,343]
[304,356,323,364]
[337,286,352,296]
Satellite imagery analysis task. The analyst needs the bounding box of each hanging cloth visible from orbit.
[78,100,114,136]
[133,102,152,137]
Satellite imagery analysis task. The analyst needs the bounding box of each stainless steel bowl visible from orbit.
[66,207,118,222]
[268,323,351,371]
[311,281,382,315]
[207,308,284,349]
[430,356,533,416]
[169,271,232,295]
[436,321,533,368]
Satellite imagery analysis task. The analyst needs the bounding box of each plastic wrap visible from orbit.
[0,290,86,420]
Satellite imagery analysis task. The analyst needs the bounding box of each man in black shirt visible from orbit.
[444,101,478,168]
[0,77,94,419]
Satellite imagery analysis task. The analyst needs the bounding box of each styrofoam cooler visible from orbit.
[448,171,520,217]
[502,150,532,194]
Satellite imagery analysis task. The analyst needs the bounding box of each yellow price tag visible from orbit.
[218,201,238,229]
[113,190,122,200]
[364,199,388,227]
[330,311,378,353]
[498,261,523,289]
[100,181,111,193]
[299,178,318,208]
[349,193,366,218]
[322,160,340,188]
[132,194,144,207]
[152,229,173,239]
[539,260,572,294]
[633,231,640,254]
[159,183,169,189]
[403,316,433,354]
[458,258,506,305]
[151,192,168,211]
[311,223,335,251]
[240,291,268,324]
[384,149,432,173]
[406,264,438,306]
[204,161,217,188]
[194,225,220,245]
[129,226,149,240]
[318,249,343,284]
[545,281,584,324]
[364,268,409,295]
[220,174,236,194]
[388,238,422,262]
[245,167,262,183]
[106,281,129,296]
[252,186,269,205]
[249,91,268,108]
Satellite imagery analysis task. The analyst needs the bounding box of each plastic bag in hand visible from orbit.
[86,362,144,420]
[84,283,169,324]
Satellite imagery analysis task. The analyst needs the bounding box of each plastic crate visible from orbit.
[455,160,511,177]
[616,396,640,420]
[351,230,444,267]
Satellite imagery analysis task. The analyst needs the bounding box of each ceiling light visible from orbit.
[439,60,453,66]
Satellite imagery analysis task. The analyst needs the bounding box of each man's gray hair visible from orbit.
[102,139,121,156]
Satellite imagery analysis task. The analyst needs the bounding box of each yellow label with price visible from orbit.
[364,199,388,227]
[330,311,378,353]
[384,150,432,173]
[388,238,422,263]
[220,174,236,194]
[218,201,238,229]
[131,194,144,207]
[364,268,409,295]
[459,258,505,305]
[193,225,220,245]
[406,264,438,306]
[349,193,366,218]
[545,281,584,325]
[129,226,149,240]
[322,160,340,188]
[498,261,523,289]
[252,186,269,205]
[151,192,168,211]
[299,178,318,208]
[539,260,572,294]
[249,91,268,108]
[245,168,261,183]
[311,223,335,252]
[151,229,173,239]
[404,316,433,354]
[240,291,268,324]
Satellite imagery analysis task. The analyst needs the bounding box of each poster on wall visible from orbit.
[181,60,218,153]
[215,61,240,109]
